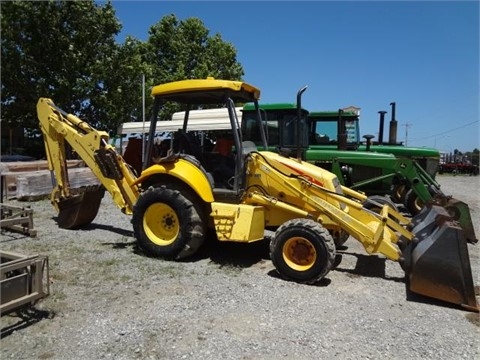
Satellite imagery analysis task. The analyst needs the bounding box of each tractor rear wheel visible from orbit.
[270,219,335,284]
[132,186,206,260]
[404,189,424,215]
[392,184,408,203]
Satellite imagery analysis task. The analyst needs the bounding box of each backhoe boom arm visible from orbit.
[37,98,139,218]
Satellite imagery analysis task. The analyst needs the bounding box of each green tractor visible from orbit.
[241,87,477,243]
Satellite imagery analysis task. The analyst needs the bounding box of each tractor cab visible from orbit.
[142,78,266,198]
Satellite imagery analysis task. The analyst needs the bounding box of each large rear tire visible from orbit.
[270,219,335,284]
[132,186,206,260]
[404,189,423,215]
[391,183,408,204]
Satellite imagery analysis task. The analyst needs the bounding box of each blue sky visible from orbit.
[110,1,479,153]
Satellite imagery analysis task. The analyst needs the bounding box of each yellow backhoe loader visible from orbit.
[37,78,478,312]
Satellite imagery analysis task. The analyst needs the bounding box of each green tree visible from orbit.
[144,14,245,119]
[1,0,121,132]
[1,5,245,157]
[89,36,153,133]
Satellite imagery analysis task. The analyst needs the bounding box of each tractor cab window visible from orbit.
[345,120,359,143]
[312,120,337,144]
[309,118,359,145]
[279,113,308,148]
[242,110,280,147]
[242,107,308,148]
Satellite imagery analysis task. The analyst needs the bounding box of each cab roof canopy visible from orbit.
[151,78,261,104]
[308,111,359,118]
[243,103,299,111]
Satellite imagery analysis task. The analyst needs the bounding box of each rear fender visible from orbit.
[133,160,215,203]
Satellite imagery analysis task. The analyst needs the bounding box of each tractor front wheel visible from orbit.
[363,195,399,214]
[270,219,335,284]
[132,186,206,260]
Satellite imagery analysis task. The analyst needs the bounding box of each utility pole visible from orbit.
[403,122,412,146]
[141,73,146,164]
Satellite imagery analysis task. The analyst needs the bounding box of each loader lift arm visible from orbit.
[242,150,478,311]
[37,98,140,228]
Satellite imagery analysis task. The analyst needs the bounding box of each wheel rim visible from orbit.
[143,203,180,246]
[282,236,317,271]
[394,184,406,201]
[414,198,424,212]
[410,195,424,213]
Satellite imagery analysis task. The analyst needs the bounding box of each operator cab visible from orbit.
[144,78,266,201]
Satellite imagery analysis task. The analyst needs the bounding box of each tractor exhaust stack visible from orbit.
[389,102,398,144]
[378,110,387,144]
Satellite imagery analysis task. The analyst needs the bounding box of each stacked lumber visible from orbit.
[1,160,99,201]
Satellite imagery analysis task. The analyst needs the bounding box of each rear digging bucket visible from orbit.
[56,185,105,229]
[402,205,478,312]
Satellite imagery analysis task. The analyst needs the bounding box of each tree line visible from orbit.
[1,1,244,157]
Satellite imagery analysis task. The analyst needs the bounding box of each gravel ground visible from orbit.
[1,174,479,360]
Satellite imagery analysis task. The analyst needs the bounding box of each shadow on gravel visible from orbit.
[266,269,332,287]
[116,231,271,269]
[194,235,271,268]
[334,251,405,283]
[1,308,54,338]
[404,288,472,312]
[49,218,134,238]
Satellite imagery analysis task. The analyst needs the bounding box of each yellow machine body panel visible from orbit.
[135,159,215,203]
[244,151,345,222]
[210,203,265,242]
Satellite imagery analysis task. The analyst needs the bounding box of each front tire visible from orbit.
[363,195,399,214]
[132,186,205,260]
[270,219,335,284]
[330,229,349,248]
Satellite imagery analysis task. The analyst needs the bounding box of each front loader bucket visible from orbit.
[441,197,478,244]
[402,205,478,312]
[56,185,105,229]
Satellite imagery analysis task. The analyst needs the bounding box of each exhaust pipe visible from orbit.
[296,86,308,161]
[337,109,347,150]
[378,110,387,144]
[389,102,398,144]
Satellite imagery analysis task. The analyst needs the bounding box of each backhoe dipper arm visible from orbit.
[37,98,139,216]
